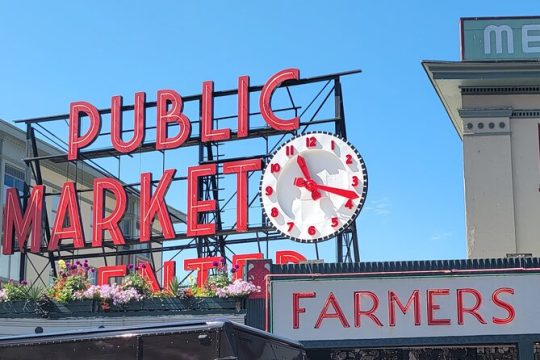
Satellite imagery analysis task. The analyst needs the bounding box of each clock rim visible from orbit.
[259,131,368,244]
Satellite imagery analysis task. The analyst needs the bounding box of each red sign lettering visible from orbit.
[92,177,127,247]
[388,290,421,326]
[260,68,300,131]
[223,159,262,232]
[315,292,350,329]
[111,92,146,153]
[68,102,101,161]
[492,288,516,324]
[354,291,383,327]
[49,182,85,251]
[2,186,44,254]
[427,289,451,325]
[155,90,191,150]
[293,292,316,329]
[140,170,176,242]
[457,288,486,325]
[187,164,216,236]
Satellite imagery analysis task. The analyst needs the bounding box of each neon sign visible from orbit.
[2,69,301,255]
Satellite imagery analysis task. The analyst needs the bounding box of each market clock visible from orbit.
[260,132,367,243]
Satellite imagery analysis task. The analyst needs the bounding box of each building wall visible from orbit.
[461,92,540,258]
[0,121,163,285]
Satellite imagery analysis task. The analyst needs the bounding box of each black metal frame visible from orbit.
[14,70,362,282]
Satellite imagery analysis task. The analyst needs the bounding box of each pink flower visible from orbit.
[216,280,260,298]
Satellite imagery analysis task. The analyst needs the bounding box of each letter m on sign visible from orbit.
[484,25,514,55]
[2,186,44,254]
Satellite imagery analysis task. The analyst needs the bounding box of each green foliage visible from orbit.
[123,271,152,296]
[151,290,174,298]
[0,282,44,301]
[51,274,89,302]
[169,277,180,296]
[185,259,234,297]
[50,261,92,302]
[3,282,29,301]
[25,285,45,301]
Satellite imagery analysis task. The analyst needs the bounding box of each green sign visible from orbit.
[461,16,540,61]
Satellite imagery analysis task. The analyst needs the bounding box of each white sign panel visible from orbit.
[270,273,540,341]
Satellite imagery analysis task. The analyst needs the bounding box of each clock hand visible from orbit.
[312,183,359,200]
[296,155,313,181]
[293,177,322,200]
[295,156,322,200]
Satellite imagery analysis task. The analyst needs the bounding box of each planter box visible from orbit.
[0,301,43,317]
[52,300,98,315]
[194,297,244,312]
[98,300,144,313]
[143,298,184,311]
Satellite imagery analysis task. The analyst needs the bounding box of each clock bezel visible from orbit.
[259,131,368,243]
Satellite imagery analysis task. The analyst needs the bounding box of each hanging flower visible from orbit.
[216,280,261,298]
[58,259,66,270]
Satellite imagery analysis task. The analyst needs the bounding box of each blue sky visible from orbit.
[1,1,539,264]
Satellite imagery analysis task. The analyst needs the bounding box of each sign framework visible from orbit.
[8,69,362,281]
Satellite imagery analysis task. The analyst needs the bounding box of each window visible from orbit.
[3,164,25,197]
[0,164,25,281]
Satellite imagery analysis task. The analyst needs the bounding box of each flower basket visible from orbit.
[52,300,98,315]
[0,300,42,317]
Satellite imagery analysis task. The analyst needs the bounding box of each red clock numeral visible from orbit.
[286,145,295,156]
[308,226,316,236]
[331,217,339,228]
[345,199,354,209]
[287,222,294,232]
[271,207,279,217]
[331,140,335,150]
[306,136,317,148]
[346,154,353,165]
[271,163,281,173]
[352,176,359,187]
[265,186,273,196]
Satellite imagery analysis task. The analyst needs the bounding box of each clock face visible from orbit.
[260,132,367,243]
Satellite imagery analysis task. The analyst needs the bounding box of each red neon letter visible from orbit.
[354,291,383,327]
[232,253,263,281]
[49,182,85,251]
[136,261,176,292]
[293,292,316,329]
[315,292,350,329]
[223,159,262,232]
[260,68,300,131]
[163,260,176,292]
[492,288,515,324]
[187,164,217,236]
[201,81,231,142]
[275,250,307,264]
[156,90,191,150]
[139,169,176,242]
[138,262,160,292]
[2,186,44,254]
[92,177,127,247]
[388,290,421,326]
[111,92,146,153]
[184,257,221,288]
[68,101,101,160]
[97,265,127,286]
[457,288,486,325]
[427,289,451,325]
[237,75,249,138]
